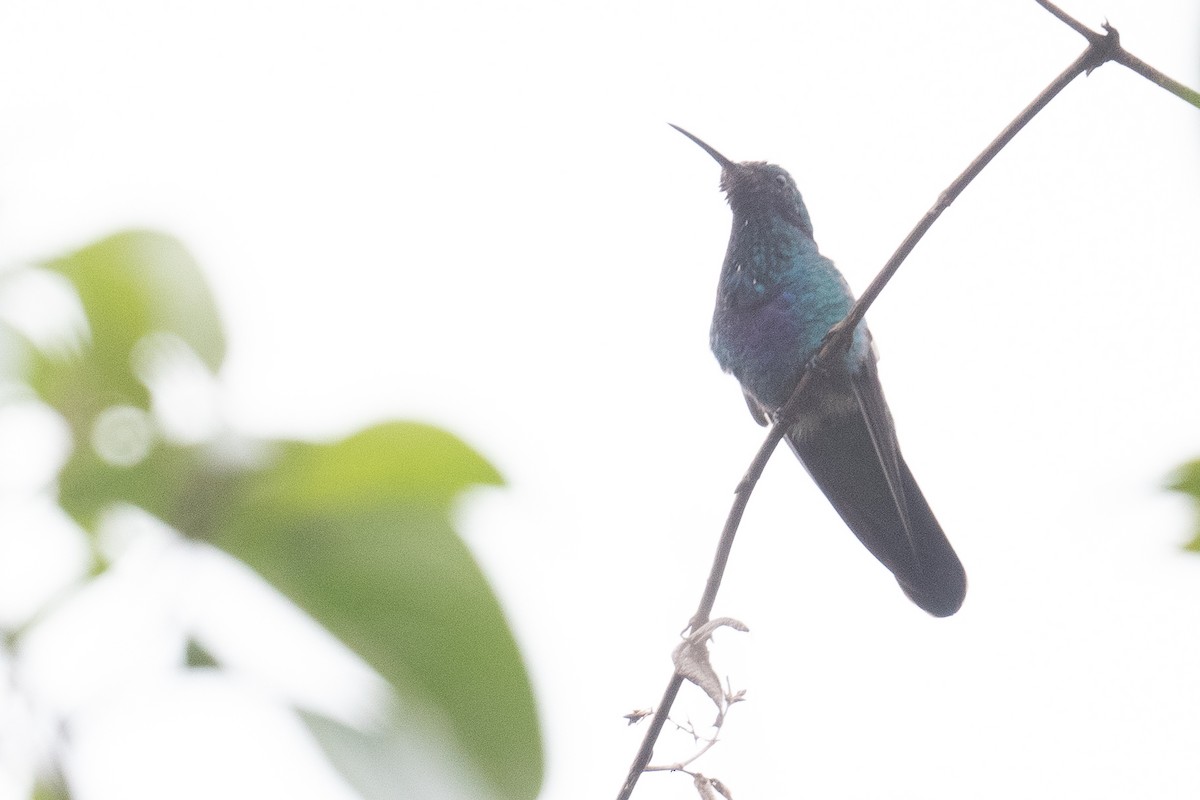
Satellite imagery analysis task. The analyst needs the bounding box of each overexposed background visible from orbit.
[1,1,1199,798]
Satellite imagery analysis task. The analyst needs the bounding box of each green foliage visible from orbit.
[34,230,225,413]
[218,424,540,800]
[1,230,542,799]
[1168,460,1200,552]
[301,709,492,800]
[30,777,71,800]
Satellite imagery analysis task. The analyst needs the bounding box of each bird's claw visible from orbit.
[818,319,851,354]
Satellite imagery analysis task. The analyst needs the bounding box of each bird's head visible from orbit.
[670,124,814,238]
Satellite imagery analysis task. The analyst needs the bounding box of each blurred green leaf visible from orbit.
[56,429,248,540]
[1168,460,1200,551]
[184,638,220,669]
[300,709,489,800]
[16,230,542,798]
[237,421,502,509]
[18,230,233,535]
[0,318,35,386]
[57,435,196,531]
[33,229,225,418]
[30,767,71,800]
[217,423,541,800]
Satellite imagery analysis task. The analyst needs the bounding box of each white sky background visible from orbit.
[1,1,1199,798]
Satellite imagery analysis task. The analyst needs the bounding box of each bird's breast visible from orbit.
[710,283,870,426]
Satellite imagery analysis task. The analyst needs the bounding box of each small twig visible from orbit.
[618,6,1148,798]
[1036,0,1095,40]
[1115,47,1200,109]
[644,719,720,772]
[618,675,684,796]
[643,737,720,773]
[667,715,717,744]
[646,675,744,772]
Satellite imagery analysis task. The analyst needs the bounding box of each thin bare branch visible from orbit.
[644,720,720,772]
[617,8,1155,798]
[1115,46,1200,109]
[1037,1,1200,108]
[1035,0,1095,40]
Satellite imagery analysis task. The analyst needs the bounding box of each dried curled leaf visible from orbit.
[671,617,748,722]
[623,708,654,726]
[693,772,735,800]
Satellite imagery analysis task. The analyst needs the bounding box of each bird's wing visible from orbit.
[847,356,915,554]
[743,389,771,426]
[784,363,966,616]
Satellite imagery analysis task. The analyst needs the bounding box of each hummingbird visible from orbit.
[672,124,966,616]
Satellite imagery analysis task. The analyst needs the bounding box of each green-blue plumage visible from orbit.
[674,124,966,616]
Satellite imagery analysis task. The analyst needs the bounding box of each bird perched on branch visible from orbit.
[672,124,966,616]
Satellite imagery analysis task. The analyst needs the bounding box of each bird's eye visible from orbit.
[774,174,788,187]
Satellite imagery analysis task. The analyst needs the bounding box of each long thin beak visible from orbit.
[669,124,735,169]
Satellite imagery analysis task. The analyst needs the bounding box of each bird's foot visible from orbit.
[814,318,854,362]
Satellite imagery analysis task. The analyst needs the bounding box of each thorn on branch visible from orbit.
[1083,22,1120,76]
[1035,0,1120,75]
